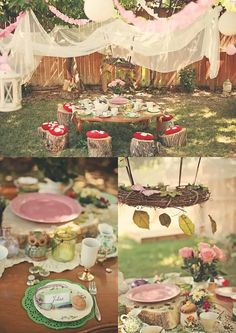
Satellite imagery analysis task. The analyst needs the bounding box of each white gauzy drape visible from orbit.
[0,7,220,83]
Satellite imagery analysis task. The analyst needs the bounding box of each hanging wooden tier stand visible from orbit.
[119,157,210,208]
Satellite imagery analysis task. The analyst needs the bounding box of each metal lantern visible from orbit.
[0,70,22,112]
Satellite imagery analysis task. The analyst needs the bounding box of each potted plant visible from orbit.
[179,242,226,289]
[108,79,126,95]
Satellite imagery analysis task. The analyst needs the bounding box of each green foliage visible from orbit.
[22,83,33,97]
[33,158,79,183]
[179,67,196,93]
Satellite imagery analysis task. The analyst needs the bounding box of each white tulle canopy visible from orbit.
[0,8,221,83]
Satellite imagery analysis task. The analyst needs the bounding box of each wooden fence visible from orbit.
[30,36,236,89]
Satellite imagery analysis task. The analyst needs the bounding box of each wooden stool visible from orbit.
[160,127,187,147]
[57,103,72,126]
[87,136,112,157]
[130,138,161,157]
[45,125,69,154]
[158,114,175,135]
[38,126,48,139]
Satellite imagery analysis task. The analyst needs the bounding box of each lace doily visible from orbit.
[22,279,95,330]
[0,244,81,278]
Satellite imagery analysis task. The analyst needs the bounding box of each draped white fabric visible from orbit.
[0,8,220,83]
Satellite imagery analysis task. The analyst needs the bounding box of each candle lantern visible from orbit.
[0,70,22,112]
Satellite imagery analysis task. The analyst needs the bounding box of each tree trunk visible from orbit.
[159,128,187,147]
[87,137,112,157]
[45,132,69,154]
[57,104,71,126]
[130,138,160,157]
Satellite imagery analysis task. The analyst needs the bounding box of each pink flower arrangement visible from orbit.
[179,242,226,282]
[179,247,193,259]
[108,79,126,94]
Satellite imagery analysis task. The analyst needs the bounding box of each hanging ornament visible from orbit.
[225,44,236,55]
[84,0,115,22]
[218,11,236,36]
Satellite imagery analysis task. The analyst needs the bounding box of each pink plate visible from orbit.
[110,97,129,105]
[10,193,82,223]
[127,283,180,303]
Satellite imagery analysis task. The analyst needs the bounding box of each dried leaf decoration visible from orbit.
[208,214,217,234]
[133,210,150,229]
[179,214,195,235]
[159,213,171,228]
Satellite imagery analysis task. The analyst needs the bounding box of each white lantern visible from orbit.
[84,0,115,22]
[218,12,236,36]
[0,70,22,112]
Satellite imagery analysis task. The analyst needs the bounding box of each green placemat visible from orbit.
[22,279,95,330]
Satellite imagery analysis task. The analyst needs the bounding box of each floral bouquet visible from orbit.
[189,287,213,311]
[73,186,110,209]
[108,79,125,95]
[179,242,226,282]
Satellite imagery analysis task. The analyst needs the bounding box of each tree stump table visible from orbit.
[87,136,112,157]
[159,128,187,147]
[119,292,183,330]
[57,103,72,126]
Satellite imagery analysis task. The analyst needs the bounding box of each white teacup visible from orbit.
[141,326,165,333]
[146,102,155,108]
[111,107,118,116]
[199,312,220,333]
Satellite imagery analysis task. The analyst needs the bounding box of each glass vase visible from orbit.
[52,230,76,262]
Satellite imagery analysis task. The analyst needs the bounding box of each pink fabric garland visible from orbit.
[48,5,89,26]
[0,12,26,39]
[113,0,215,33]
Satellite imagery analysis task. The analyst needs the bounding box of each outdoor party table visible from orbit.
[72,111,164,133]
[0,259,118,333]
[118,276,235,332]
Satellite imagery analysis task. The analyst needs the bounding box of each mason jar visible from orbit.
[52,230,76,262]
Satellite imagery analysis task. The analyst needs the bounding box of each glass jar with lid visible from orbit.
[52,229,77,262]
[0,227,19,258]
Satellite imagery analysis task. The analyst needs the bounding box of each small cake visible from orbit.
[71,295,87,310]
[180,301,198,327]
[181,301,197,314]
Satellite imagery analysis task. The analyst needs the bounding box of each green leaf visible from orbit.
[160,190,181,198]
[208,214,217,234]
[159,213,171,228]
[133,210,150,229]
[179,214,195,235]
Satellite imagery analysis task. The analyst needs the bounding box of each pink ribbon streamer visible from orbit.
[0,12,26,39]
[48,5,89,26]
[113,0,214,33]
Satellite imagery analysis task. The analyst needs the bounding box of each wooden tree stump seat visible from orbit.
[130,138,160,156]
[159,128,187,147]
[57,103,72,126]
[45,132,69,154]
[38,126,48,139]
[87,136,112,157]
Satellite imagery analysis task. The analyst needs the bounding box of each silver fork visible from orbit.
[89,281,101,322]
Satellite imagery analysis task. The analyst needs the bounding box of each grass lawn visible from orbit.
[119,237,236,285]
[0,90,235,157]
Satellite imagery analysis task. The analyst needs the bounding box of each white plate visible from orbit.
[215,287,236,298]
[33,281,93,322]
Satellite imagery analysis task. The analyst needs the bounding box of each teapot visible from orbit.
[97,223,116,256]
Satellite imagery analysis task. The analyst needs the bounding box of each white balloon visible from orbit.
[218,11,236,36]
[84,0,115,22]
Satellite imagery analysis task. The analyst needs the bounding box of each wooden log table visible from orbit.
[72,111,164,134]
[0,259,118,333]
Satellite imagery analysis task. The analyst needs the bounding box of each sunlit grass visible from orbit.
[0,92,235,157]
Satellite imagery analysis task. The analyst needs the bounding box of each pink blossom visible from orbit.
[131,184,144,192]
[212,245,225,261]
[179,247,193,259]
[199,247,216,263]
